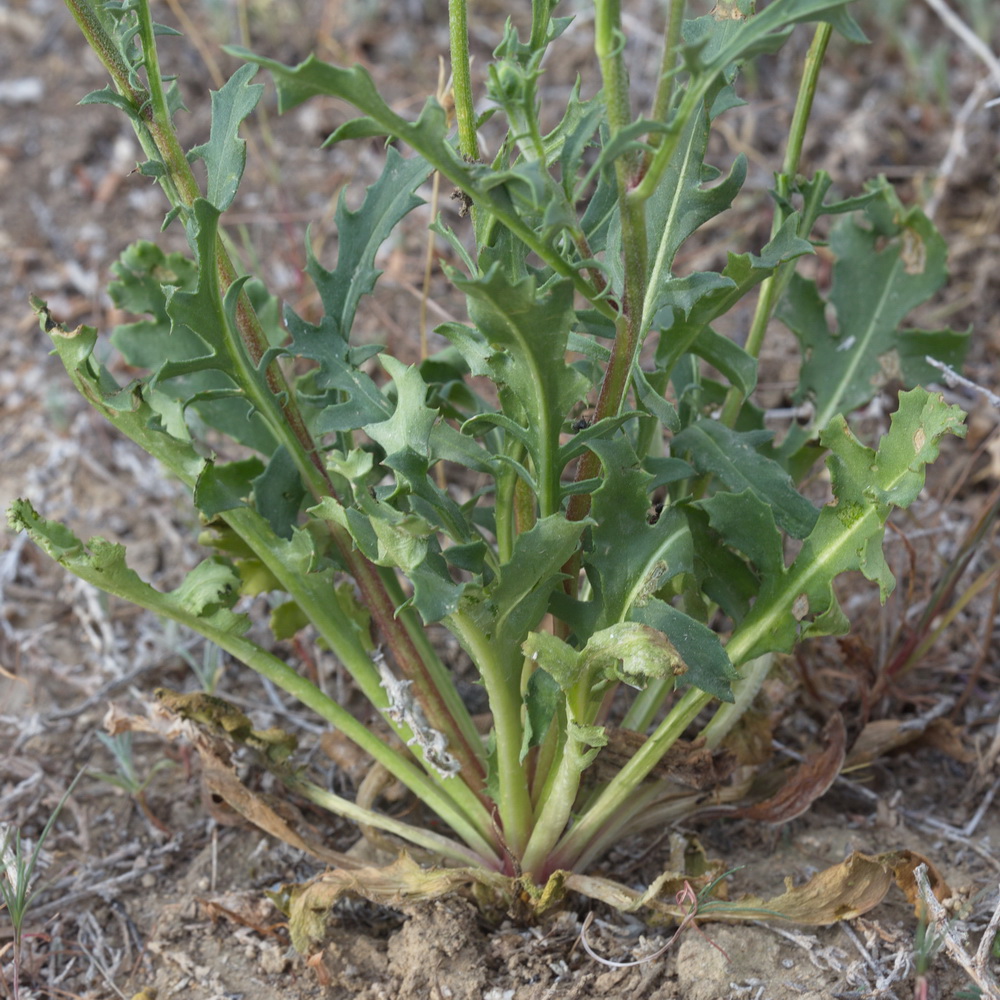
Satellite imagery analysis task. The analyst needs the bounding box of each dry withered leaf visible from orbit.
[846,716,973,769]
[734,712,846,823]
[306,951,333,987]
[569,848,950,927]
[282,845,952,953]
[711,849,951,925]
[285,855,511,951]
[120,696,363,870]
[186,724,361,870]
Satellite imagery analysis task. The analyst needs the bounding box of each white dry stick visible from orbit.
[920,0,1000,221]
[925,78,994,222]
[924,356,1000,409]
[921,0,1000,88]
[913,863,1000,998]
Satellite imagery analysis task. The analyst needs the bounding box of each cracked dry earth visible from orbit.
[4,1,1000,998]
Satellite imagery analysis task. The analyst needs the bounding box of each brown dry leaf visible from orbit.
[285,855,512,951]
[919,718,974,763]
[846,717,973,769]
[709,849,951,925]
[564,868,719,923]
[888,850,952,914]
[306,951,333,987]
[735,712,846,823]
[723,707,777,767]
[282,844,952,953]
[571,849,950,928]
[114,697,362,870]
[188,725,361,870]
[104,701,160,736]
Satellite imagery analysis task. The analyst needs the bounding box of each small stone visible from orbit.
[259,944,290,975]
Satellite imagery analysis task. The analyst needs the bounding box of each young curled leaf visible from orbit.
[580,622,685,689]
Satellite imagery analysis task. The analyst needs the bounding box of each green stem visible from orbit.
[529,712,563,809]
[287,775,496,868]
[446,612,533,862]
[619,675,674,732]
[549,684,711,869]
[529,0,553,50]
[448,0,477,162]
[64,0,146,108]
[647,0,685,138]
[134,5,199,199]
[564,0,648,529]
[519,719,587,877]
[595,0,631,141]
[718,22,831,428]
[567,780,671,875]
[377,567,488,774]
[780,24,832,202]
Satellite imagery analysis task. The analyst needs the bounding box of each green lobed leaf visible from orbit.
[632,367,681,434]
[690,327,758,399]
[188,64,263,212]
[779,185,966,437]
[449,268,590,504]
[653,215,812,380]
[686,0,866,79]
[585,437,694,630]
[283,148,431,436]
[113,205,278,454]
[194,457,265,518]
[460,515,586,660]
[363,357,481,544]
[727,388,966,666]
[684,503,760,623]
[8,500,249,638]
[629,598,737,701]
[252,445,306,539]
[697,489,785,579]
[30,301,207,489]
[642,97,748,321]
[310,147,430,343]
[672,420,819,539]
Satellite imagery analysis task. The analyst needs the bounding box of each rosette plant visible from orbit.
[12,0,967,945]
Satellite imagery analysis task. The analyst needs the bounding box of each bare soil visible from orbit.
[3,2,1000,999]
